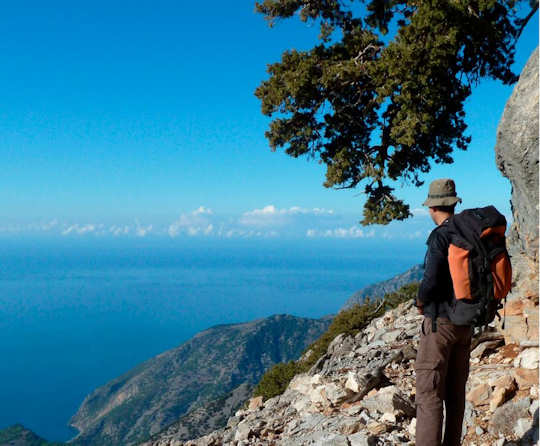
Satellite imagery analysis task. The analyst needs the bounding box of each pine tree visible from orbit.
[255,0,538,224]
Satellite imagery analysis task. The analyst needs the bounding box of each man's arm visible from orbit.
[417,231,448,307]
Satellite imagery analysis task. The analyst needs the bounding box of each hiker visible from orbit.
[414,178,472,446]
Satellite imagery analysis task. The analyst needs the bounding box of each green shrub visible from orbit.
[252,361,304,400]
[253,282,419,401]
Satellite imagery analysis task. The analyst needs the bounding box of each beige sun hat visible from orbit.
[423,178,462,207]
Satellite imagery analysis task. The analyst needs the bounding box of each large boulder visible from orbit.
[495,48,539,343]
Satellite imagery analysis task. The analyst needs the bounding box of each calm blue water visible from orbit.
[0,238,423,441]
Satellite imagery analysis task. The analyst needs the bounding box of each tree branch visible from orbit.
[515,4,538,39]
[353,43,382,65]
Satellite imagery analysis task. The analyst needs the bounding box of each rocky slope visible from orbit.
[175,301,538,446]
[69,314,331,446]
[342,265,424,310]
[495,47,539,344]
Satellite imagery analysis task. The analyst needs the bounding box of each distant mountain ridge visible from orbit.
[68,314,331,446]
[341,264,424,310]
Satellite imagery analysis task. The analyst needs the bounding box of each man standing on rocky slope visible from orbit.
[414,179,473,446]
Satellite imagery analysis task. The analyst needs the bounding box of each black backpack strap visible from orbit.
[432,302,438,333]
[502,296,507,330]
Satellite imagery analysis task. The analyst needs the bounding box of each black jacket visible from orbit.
[416,219,454,319]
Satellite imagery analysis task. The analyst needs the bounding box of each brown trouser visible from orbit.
[415,317,472,446]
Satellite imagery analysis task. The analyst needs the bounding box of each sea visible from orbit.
[0,237,424,442]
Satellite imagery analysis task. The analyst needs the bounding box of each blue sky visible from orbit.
[0,1,537,241]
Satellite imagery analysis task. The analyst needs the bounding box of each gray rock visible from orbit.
[327,333,355,355]
[323,382,350,407]
[381,329,402,344]
[281,431,350,446]
[348,431,371,446]
[488,397,531,437]
[234,420,252,441]
[226,416,241,429]
[462,401,475,439]
[530,399,539,416]
[515,417,532,438]
[470,339,504,359]
[495,47,539,315]
[359,385,415,417]
[518,348,539,370]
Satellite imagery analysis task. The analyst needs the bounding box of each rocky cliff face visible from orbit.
[495,48,539,343]
[69,314,331,446]
[153,301,538,446]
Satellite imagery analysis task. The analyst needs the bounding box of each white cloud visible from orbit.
[168,208,215,238]
[411,207,430,217]
[187,226,200,236]
[3,204,352,240]
[21,219,59,232]
[183,224,214,237]
[243,205,333,217]
[288,206,334,215]
[62,224,96,235]
[223,228,278,239]
[135,221,152,237]
[306,226,375,239]
[240,205,334,227]
[109,225,130,236]
[193,206,213,216]
[39,219,58,231]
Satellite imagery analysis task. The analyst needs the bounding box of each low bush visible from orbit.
[252,361,304,401]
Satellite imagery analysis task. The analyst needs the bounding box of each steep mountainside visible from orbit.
[342,264,424,310]
[141,383,254,445]
[69,314,331,446]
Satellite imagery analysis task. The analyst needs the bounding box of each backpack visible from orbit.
[445,206,512,327]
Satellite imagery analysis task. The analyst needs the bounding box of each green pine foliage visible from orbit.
[253,282,420,401]
[255,0,537,224]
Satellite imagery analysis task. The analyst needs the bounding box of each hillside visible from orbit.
[141,383,254,445]
[0,424,63,446]
[68,314,331,446]
[341,264,424,310]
